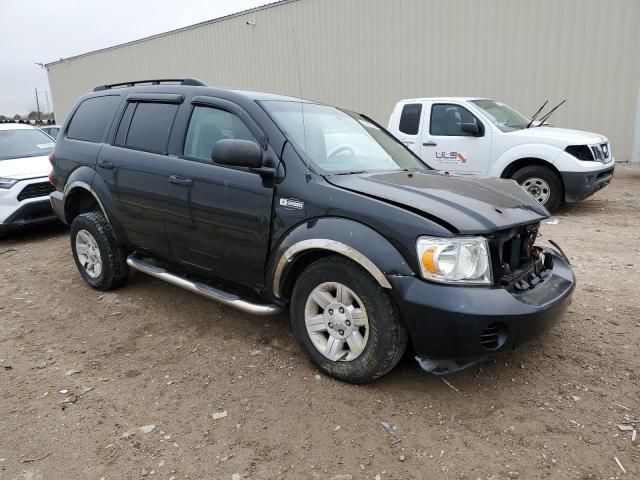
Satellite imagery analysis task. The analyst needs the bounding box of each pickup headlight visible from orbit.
[416,236,492,285]
[565,145,594,161]
[0,177,19,189]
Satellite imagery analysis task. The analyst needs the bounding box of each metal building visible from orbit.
[46,0,640,163]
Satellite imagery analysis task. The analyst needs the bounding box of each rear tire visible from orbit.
[511,165,563,212]
[290,255,408,383]
[70,212,128,291]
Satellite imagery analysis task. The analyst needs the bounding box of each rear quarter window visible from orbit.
[66,95,121,142]
[399,103,422,135]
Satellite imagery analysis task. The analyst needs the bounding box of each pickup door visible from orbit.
[422,102,491,174]
[163,98,276,288]
[392,101,491,174]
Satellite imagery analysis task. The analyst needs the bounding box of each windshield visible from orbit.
[470,100,530,132]
[0,128,55,160]
[261,101,427,173]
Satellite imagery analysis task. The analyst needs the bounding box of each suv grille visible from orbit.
[17,182,55,202]
[491,224,549,291]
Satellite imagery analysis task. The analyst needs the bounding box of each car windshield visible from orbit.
[470,99,531,132]
[0,128,55,160]
[261,101,427,173]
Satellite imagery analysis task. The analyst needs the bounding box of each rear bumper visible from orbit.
[561,165,614,202]
[50,190,66,224]
[389,248,575,360]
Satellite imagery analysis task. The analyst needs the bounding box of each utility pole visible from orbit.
[34,88,41,124]
[44,91,51,116]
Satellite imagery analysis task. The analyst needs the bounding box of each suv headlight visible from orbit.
[416,236,492,285]
[0,177,19,189]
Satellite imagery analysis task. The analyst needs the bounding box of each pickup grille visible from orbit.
[591,143,610,162]
[17,182,55,202]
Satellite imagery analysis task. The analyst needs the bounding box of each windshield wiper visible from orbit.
[535,100,566,127]
[334,170,367,175]
[526,100,549,128]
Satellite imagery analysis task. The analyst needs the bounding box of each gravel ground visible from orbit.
[1,165,638,480]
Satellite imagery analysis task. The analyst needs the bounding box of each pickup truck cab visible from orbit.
[49,80,575,383]
[388,98,614,211]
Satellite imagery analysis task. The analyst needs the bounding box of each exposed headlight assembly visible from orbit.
[0,177,19,189]
[416,236,492,285]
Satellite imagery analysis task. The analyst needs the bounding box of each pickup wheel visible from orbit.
[290,256,408,383]
[511,165,562,212]
[70,212,129,291]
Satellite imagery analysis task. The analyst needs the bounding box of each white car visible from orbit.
[388,98,614,211]
[40,124,62,140]
[0,124,57,235]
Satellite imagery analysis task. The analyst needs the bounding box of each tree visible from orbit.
[13,114,21,121]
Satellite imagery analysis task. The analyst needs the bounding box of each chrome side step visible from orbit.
[126,254,283,316]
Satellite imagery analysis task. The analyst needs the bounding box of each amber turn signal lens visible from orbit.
[421,246,438,274]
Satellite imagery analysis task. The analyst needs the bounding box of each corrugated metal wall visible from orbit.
[47,0,640,162]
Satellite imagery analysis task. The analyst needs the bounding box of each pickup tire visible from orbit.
[290,255,408,383]
[70,212,129,291]
[511,165,562,212]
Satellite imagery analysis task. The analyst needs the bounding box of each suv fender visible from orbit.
[63,166,129,244]
[490,143,562,178]
[269,217,414,300]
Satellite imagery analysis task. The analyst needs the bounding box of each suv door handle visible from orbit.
[97,160,115,170]
[169,175,193,187]
[422,141,437,147]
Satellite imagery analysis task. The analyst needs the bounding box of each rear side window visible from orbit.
[398,103,422,135]
[183,106,256,161]
[121,102,179,154]
[66,95,121,142]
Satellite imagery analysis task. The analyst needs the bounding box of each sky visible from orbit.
[0,0,271,116]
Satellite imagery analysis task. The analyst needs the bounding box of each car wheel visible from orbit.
[290,255,408,383]
[511,165,563,212]
[70,211,129,291]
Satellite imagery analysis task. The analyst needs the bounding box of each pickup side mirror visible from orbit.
[461,122,482,136]
[212,139,263,169]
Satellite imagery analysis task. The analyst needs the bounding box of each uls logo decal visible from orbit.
[435,151,467,164]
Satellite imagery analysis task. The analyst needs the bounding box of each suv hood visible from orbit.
[326,170,548,234]
[0,155,51,179]
[510,126,607,146]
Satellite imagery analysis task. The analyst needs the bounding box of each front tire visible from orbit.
[511,165,563,212]
[70,212,129,291]
[290,256,408,383]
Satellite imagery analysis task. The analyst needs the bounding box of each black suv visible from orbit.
[49,79,575,383]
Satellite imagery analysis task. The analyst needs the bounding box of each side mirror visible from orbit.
[212,139,263,169]
[461,122,481,136]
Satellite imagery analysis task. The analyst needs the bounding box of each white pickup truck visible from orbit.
[388,98,614,211]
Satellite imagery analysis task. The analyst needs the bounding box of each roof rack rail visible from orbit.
[93,78,207,92]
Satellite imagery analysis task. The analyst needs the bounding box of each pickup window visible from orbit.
[399,103,422,135]
[430,104,481,137]
[184,106,256,162]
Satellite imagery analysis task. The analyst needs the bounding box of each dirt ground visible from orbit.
[1,166,638,480]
